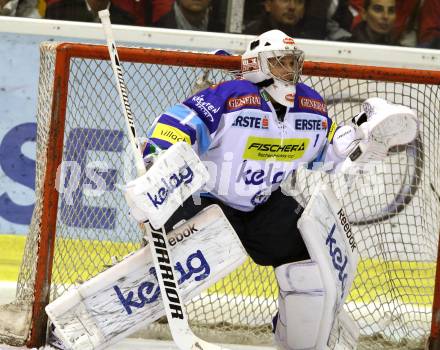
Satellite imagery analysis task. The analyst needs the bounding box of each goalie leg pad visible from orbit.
[45,205,246,350]
[274,261,358,350]
[328,309,360,350]
[274,260,326,350]
[292,184,359,349]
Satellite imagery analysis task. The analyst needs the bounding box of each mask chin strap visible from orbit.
[256,78,274,88]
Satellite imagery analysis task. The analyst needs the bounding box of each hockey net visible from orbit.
[1,41,440,350]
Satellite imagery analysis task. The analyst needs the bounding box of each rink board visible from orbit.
[0,234,435,306]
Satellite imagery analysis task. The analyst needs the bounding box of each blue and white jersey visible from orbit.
[145,79,343,212]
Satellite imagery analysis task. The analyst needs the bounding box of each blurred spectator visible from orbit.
[418,0,440,49]
[243,0,327,39]
[345,0,398,45]
[154,0,224,32]
[0,0,40,17]
[350,0,420,46]
[305,0,332,39]
[45,0,95,21]
[349,0,363,26]
[152,0,174,24]
[243,0,263,26]
[45,0,173,26]
[393,0,420,46]
[326,0,355,40]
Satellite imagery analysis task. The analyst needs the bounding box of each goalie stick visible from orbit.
[98,9,231,350]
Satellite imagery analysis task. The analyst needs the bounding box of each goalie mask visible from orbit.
[241,29,304,107]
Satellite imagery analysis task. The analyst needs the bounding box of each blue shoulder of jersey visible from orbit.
[208,79,270,112]
[182,79,269,132]
[147,80,267,154]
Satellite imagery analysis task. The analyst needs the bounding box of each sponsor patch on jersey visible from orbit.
[191,95,221,122]
[243,137,309,162]
[242,58,259,73]
[227,94,261,110]
[232,115,269,129]
[151,123,191,145]
[299,96,327,114]
[294,118,327,131]
[236,161,285,186]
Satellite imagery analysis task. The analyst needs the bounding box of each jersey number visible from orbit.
[313,134,319,147]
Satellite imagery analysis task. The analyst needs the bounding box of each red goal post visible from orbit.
[0,41,440,350]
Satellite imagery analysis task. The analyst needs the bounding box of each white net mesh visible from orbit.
[0,42,439,350]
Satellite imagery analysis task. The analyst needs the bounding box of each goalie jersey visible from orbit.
[145,79,342,212]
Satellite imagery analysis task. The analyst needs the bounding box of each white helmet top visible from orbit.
[241,29,304,107]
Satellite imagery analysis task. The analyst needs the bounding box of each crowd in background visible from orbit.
[0,0,439,49]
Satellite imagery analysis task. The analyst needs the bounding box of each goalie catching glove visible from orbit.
[332,97,418,166]
[123,141,209,229]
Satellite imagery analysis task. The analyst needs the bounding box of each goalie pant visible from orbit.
[165,188,308,268]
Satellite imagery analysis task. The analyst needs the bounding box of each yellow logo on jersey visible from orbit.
[243,137,309,161]
[151,123,191,145]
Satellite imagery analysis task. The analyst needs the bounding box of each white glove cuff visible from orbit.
[332,125,359,158]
